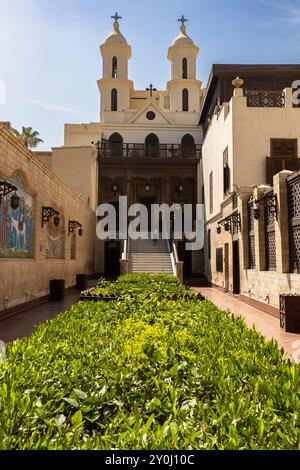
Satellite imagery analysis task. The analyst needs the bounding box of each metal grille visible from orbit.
[288,173,300,273]
[248,197,256,269]
[99,143,202,159]
[264,192,276,271]
[247,90,285,108]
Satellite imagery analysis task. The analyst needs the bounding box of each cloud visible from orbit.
[26,98,85,116]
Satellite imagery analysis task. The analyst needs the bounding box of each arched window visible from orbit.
[112,56,118,78]
[182,88,189,112]
[111,88,118,111]
[182,58,188,79]
[181,134,195,158]
[109,132,123,156]
[145,133,159,158]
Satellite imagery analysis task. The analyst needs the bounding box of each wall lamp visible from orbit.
[217,225,221,234]
[0,180,17,204]
[176,185,183,194]
[69,220,83,236]
[112,185,119,195]
[42,207,60,228]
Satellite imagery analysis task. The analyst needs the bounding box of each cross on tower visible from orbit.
[111,12,122,23]
[146,84,157,97]
[178,15,188,27]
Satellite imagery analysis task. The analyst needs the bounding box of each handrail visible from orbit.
[172,240,179,264]
[166,238,176,276]
[99,143,202,159]
[121,238,128,261]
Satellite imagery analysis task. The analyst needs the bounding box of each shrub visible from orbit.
[0,274,299,450]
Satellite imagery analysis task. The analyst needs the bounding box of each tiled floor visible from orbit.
[0,289,80,343]
[192,287,300,358]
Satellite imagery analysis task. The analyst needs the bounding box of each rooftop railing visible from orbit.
[247,90,285,108]
[99,143,202,159]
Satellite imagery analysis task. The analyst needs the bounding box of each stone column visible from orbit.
[238,187,252,270]
[253,186,269,271]
[274,170,293,274]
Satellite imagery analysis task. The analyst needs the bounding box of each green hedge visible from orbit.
[88,273,188,298]
[0,274,300,450]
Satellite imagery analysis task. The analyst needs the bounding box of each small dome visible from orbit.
[172,29,195,47]
[103,29,128,46]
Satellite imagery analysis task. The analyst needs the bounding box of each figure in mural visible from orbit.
[0,175,33,258]
[46,217,64,259]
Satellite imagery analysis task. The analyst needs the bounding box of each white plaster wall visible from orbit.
[232,88,300,187]
[202,103,234,219]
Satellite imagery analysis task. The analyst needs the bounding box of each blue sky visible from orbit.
[1,0,300,150]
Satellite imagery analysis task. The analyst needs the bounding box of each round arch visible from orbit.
[109,133,123,157]
[145,133,159,158]
[181,134,195,158]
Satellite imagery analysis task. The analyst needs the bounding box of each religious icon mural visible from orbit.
[0,175,33,258]
[46,217,65,259]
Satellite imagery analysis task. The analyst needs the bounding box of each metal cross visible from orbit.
[178,15,188,27]
[146,84,157,97]
[111,12,122,23]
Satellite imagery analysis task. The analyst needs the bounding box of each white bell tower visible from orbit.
[167,16,202,121]
[98,13,133,123]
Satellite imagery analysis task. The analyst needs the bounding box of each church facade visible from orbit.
[47,14,204,277]
[2,13,300,317]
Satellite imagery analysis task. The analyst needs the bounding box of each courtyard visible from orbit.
[0,274,300,450]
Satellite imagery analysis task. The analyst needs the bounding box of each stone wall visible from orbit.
[205,171,300,310]
[0,124,96,313]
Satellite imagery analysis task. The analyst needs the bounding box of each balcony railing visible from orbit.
[99,143,202,159]
[247,90,285,108]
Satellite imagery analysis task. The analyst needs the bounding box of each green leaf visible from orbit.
[71,410,83,427]
[63,397,79,408]
[74,389,87,400]
[54,414,66,426]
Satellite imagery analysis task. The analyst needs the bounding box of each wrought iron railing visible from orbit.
[247,90,285,108]
[99,143,202,159]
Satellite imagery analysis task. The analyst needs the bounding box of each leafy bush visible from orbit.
[91,273,187,298]
[0,274,300,450]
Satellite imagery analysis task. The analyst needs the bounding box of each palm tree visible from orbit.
[21,127,44,149]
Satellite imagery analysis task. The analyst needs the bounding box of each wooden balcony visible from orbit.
[98,143,202,160]
[247,90,285,108]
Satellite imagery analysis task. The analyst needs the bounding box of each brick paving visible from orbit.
[0,289,80,343]
[192,287,300,359]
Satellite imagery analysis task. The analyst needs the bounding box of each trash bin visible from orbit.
[280,294,300,333]
[76,274,87,291]
[50,279,65,301]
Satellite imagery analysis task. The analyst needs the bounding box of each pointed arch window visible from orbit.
[182,88,189,112]
[111,88,118,111]
[112,56,118,78]
[182,58,188,79]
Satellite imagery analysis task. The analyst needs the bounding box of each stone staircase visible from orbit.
[129,236,174,274]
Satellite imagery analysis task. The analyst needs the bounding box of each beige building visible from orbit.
[200,65,300,314]
[0,123,95,318]
[2,16,300,316]
[41,15,204,277]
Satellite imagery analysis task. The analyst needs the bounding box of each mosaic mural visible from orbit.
[0,175,33,258]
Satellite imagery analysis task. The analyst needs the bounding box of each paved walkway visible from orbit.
[0,289,80,343]
[192,287,300,358]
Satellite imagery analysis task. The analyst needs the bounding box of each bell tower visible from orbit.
[98,13,133,122]
[167,17,202,118]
